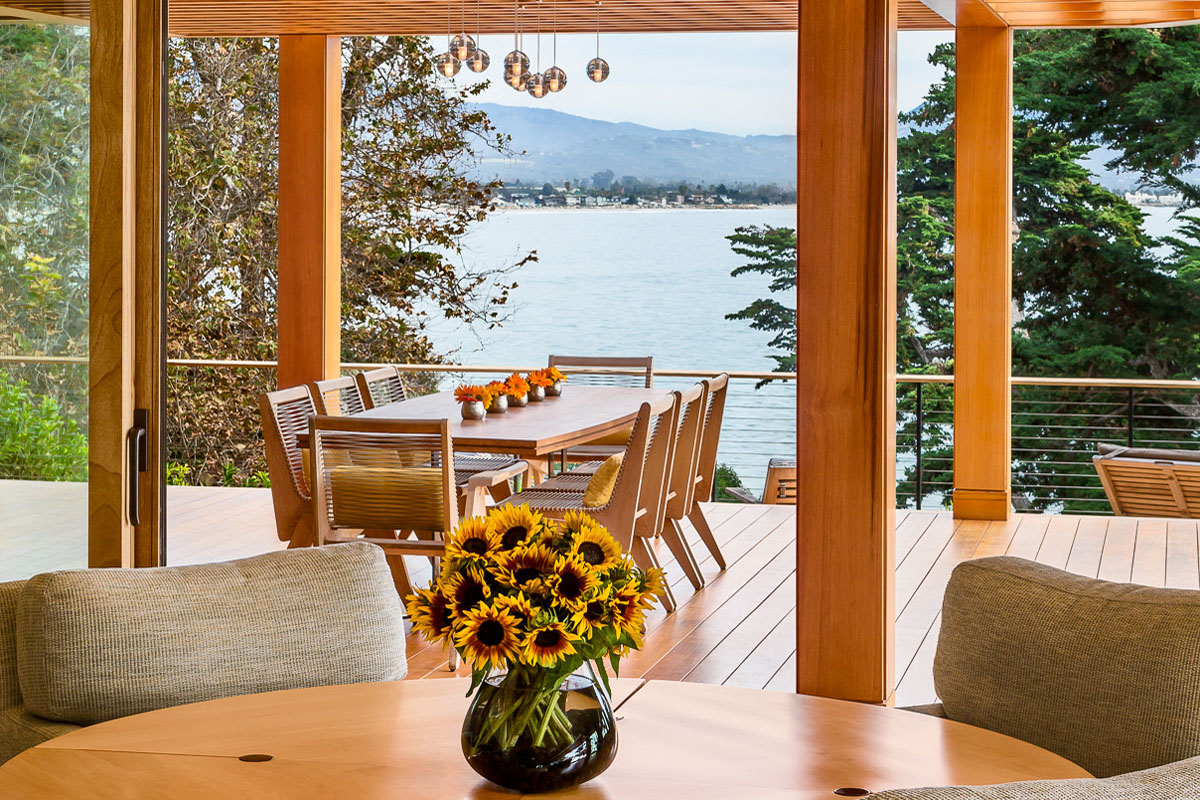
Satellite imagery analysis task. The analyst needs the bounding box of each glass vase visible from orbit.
[461,669,617,793]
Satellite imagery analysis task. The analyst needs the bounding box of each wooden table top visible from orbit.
[0,679,1090,799]
[355,386,670,457]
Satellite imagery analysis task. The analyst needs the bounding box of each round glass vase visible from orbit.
[461,400,486,421]
[461,671,617,794]
[545,380,564,398]
[490,394,509,414]
[508,392,528,408]
[529,385,546,402]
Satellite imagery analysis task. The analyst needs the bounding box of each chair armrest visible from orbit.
[725,487,760,503]
[466,460,529,490]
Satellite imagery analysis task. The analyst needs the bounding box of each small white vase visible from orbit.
[461,400,486,421]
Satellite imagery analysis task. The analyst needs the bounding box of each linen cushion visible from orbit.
[868,755,1200,799]
[933,556,1200,778]
[583,454,623,508]
[17,543,406,726]
[586,426,633,448]
[330,465,444,530]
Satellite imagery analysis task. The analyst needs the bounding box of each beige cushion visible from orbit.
[330,465,445,530]
[933,557,1200,778]
[586,426,633,448]
[17,543,406,726]
[868,755,1200,799]
[583,454,623,508]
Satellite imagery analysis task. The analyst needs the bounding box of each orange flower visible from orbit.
[486,380,508,398]
[528,369,553,388]
[455,384,494,406]
[545,366,567,383]
[505,373,530,396]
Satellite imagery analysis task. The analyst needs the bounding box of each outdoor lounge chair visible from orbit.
[727,458,797,505]
[1093,442,1200,517]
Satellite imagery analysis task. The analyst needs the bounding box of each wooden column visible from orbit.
[953,15,1013,521]
[277,35,341,390]
[90,0,164,568]
[796,0,897,703]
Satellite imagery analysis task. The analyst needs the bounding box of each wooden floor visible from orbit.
[5,480,1200,705]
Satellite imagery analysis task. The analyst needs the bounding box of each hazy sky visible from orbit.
[451,30,954,136]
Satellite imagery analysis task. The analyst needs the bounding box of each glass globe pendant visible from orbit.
[526,72,549,99]
[507,69,530,91]
[545,66,567,92]
[467,48,490,73]
[504,50,530,81]
[586,57,609,83]
[450,32,476,61]
[437,52,462,78]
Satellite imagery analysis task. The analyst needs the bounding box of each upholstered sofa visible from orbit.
[0,542,406,764]
[870,556,1200,798]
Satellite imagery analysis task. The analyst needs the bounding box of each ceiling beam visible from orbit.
[0,2,87,25]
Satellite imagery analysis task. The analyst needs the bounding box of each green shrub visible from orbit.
[713,463,743,502]
[0,371,86,481]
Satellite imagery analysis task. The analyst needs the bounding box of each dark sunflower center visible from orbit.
[462,537,489,555]
[514,567,542,585]
[584,601,606,621]
[502,526,529,549]
[578,541,605,565]
[534,629,563,648]
[461,583,486,611]
[558,572,583,599]
[477,619,506,647]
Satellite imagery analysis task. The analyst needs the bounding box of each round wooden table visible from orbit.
[0,679,1090,798]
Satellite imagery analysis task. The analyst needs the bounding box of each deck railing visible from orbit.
[5,354,1200,512]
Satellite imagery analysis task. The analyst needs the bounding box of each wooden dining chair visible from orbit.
[686,374,730,569]
[657,382,710,590]
[356,366,408,410]
[511,393,681,611]
[548,355,654,469]
[258,385,318,548]
[311,375,367,416]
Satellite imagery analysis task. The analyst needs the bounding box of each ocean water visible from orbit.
[426,206,800,496]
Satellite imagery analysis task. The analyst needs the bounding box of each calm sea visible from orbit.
[426,206,800,497]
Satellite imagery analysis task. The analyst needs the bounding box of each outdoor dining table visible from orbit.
[0,679,1090,798]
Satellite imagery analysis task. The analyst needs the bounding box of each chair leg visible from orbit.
[687,505,727,570]
[632,536,676,613]
[447,643,459,672]
[662,518,705,590]
[384,552,415,600]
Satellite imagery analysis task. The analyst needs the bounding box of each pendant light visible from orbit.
[526,1,549,98]
[587,0,610,83]
[437,1,462,77]
[505,1,531,90]
[467,0,490,73]
[543,0,567,92]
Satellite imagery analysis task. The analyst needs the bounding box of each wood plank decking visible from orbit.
[4,480,1199,704]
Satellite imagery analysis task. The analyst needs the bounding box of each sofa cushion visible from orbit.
[934,557,1200,778]
[17,543,406,725]
[0,707,79,765]
[868,755,1200,799]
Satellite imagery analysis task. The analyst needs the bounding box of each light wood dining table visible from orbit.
[0,679,1090,798]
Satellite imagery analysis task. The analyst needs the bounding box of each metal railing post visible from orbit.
[1127,386,1135,448]
[915,382,923,511]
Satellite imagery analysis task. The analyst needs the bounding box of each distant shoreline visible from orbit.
[490,203,799,213]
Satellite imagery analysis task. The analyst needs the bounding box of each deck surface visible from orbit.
[4,480,1196,704]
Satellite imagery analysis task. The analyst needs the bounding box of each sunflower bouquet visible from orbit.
[406,504,662,755]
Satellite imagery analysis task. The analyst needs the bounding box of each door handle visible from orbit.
[127,409,149,526]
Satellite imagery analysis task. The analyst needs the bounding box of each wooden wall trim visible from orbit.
[276,35,341,390]
[796,0,898,703]
[952,22,1013,522]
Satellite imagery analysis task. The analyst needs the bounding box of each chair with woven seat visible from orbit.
[512,393,681,610]
[656,382,710,589]
[356,366,408,410]
[727,458,797,505]
[548,355,654,469]
[679,374,730,569]
[311,375,367,416]
[1093,442,1200,517]
[258,385,318,548]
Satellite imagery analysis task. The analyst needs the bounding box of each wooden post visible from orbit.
[953,15,1013,521]
[90,0,164,568]
[796,0,898,703]
[277,35,341,390]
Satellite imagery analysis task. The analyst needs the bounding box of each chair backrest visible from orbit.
[763,458,797,505]
[934,556,1200,778]
[311,375,366,416]
[1094,443,1200,518]
[664,382,707,521]
[692,373,729,504]
[593,394,676,549]
[258,385,317,543]
[548,354,654,388]
[355,366,408,410]
[15,544,406,727]
[634,391,681,540]
[309,415,458,544]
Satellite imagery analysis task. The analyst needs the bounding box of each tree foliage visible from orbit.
[724,225,796,377]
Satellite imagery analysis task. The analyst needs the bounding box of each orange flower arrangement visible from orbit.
[486,380,508,399]
[545,366,567,383]
[528,369,554,388]
[455,384,496,407]
[504,372,530,397]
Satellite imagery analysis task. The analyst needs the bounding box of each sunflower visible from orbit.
[570,588,613,637]
[612,586,651,646]
[407,587,453,643]
[559,509,597,537]
[488,504,546,550]
[551,555,600,611]
[494,592,536,622]
[493,544,558,595]
[567,525,623,573]
[445,517,500,562]
[455,603,523,671]
[523,621,581,668]
[441,567,491,616]
[639,566,667,599]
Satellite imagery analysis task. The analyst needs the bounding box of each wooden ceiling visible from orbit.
[1,1,1199,34]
